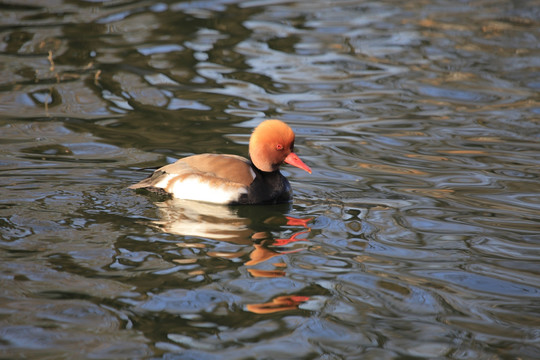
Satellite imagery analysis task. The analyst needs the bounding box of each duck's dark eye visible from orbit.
[276,144,284,151]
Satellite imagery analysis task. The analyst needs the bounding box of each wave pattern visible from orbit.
[0,0,539,358]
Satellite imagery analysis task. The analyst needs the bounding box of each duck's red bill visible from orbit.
[284,152,312,174]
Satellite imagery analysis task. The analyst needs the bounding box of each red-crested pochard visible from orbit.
[129,119,311,204]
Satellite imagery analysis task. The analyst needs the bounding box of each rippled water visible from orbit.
[1,0,539,358]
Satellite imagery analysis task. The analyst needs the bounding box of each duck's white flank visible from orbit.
[164,174,248,204]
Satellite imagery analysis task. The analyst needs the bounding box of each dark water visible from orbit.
[1,0,539,358]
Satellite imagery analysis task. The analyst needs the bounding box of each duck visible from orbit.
[129,119,311,205]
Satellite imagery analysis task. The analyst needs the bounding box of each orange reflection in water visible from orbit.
[246,295,310,314]
[273,229,310,246]
[245,243,303,266]
[285,216,313,228]
[246,269,286,278]
[245,216,312,268]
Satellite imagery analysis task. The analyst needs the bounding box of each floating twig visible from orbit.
[94,69,101,85]
[47,50,55,72]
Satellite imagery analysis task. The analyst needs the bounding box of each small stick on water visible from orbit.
[47,50,55,72]
[94,69,101,85]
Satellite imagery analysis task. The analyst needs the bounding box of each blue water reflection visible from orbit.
[1,0,539,358]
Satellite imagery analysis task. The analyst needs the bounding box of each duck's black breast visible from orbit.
[238,166,292,205]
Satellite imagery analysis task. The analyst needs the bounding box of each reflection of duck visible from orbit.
[129,120,311,204]
[149,199,313,268]
[151,199,311,243]
[151,199,254,244]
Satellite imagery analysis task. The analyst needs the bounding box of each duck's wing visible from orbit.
[129,154,257,204]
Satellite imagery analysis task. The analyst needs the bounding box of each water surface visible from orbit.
[1,0,539,358]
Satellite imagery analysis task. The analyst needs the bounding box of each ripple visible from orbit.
[1,0,540,358]
[413,269,540,298]
[468,235,540,261]
[416,84,501,103]
[134,288,239,315]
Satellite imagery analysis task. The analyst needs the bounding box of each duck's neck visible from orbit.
[244,163,291,204]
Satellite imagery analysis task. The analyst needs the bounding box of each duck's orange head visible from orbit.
[249,119,312,174]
